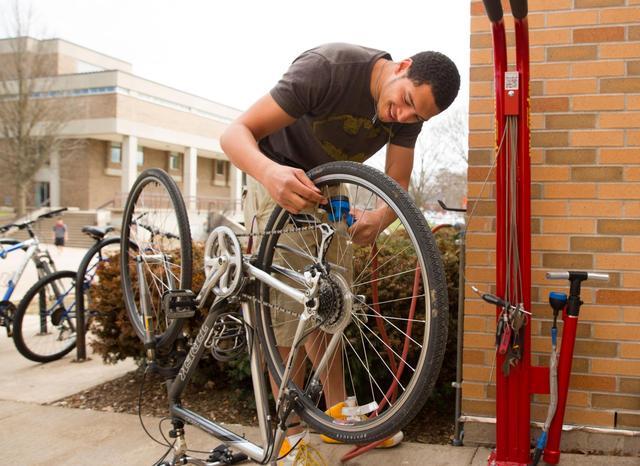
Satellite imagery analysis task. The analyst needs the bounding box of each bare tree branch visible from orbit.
[409,105,468,212]
[0,0,81,215]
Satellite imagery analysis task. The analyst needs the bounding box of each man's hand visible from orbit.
[348,207,395,246]
[261,164,327,214]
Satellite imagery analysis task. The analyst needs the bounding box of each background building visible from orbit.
[0,37,242,230]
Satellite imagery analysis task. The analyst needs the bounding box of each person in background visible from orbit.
[52,218,67,253]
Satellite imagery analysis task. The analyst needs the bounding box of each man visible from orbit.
[221,42,459,462]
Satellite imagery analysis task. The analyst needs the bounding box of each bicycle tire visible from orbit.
[254,161,449,444]
[75,236,122,327]
[120,168,192,349]
[13,270,83,363]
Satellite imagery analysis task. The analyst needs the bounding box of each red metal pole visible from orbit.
[483,1,531,464]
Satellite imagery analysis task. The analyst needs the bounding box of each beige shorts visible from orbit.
[243,176,353,346]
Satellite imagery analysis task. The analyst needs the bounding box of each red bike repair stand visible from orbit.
[481,1,550,465]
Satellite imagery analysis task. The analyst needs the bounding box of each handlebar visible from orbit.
[482,0,504,23]
[38,207,67,220]
[138,223,180,240]
[438,200,467,213]
[509,0,528,20]
[0,207,68,233]
[546,271,610,282]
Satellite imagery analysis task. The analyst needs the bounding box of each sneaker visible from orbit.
[278,432,326,466]
[278,431,307,466]
[319,397,403,448]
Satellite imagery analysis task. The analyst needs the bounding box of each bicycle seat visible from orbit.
[81,226,114,241]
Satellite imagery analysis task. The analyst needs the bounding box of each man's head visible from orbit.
[375,51,460,124]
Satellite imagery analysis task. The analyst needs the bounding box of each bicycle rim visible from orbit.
[77,237,122,319]
[120,168,192,348]
[255,162,448,443]
[13,270,81,363]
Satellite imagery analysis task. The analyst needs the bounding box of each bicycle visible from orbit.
[74,225,119,360]
[11,224,119,363]
[0,207,67,338]
[120,163,449,465]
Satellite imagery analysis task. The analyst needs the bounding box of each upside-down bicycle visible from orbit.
[120,162,449,465]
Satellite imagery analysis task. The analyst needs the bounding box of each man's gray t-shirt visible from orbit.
[260,43,423,171]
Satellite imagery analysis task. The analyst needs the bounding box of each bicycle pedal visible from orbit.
[162,290,197,319]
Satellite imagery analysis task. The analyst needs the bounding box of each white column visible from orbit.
[183,147,198,211]
[229,163,243,217]
[121,135,138,195]
[49,150,61,207]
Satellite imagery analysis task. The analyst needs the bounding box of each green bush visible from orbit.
[90,228,460,403]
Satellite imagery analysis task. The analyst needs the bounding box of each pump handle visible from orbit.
[546,271,609,281]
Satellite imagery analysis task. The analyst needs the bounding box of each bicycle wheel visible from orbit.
[76,236,124,322]
[13,270,84,362]
[120,168,192,348]
[255,161,449,443]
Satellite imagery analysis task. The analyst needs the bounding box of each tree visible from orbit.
[0,1,79,215]
[409,105,468,212]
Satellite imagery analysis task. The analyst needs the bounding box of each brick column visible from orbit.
[49,150,60,207]
[228,163,243,217]
[183,146,198,211]
[464,0,640,447]
[121,135,138,195]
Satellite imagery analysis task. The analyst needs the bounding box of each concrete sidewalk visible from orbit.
[2,398,639,465]
[0,330,636,464]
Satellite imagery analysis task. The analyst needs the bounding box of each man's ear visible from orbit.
[395,58,413,75]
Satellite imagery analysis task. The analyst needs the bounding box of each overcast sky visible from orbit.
[0,0,470,112]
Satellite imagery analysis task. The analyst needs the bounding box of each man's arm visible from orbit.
[385,143,414,191]
[220,94,325,213]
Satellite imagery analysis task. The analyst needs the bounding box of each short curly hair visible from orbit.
[407,51,460,112]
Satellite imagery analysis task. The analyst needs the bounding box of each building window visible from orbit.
[110,143,122,164]
[169,152,181,171]
[216,160,225,176]
[213,160,228,186]
[137,147,144,166]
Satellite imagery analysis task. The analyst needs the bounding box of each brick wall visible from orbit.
[465,0,640,437]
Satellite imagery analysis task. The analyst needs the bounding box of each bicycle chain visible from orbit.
[236,224,320,238]
[240,292,304,319]
[236,223,322,319]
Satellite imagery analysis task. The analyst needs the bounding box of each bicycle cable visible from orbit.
[138,364,173,448]
[152,440,175,466]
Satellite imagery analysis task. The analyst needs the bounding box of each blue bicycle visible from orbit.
[0,208,66,339]
[11,224,122,363]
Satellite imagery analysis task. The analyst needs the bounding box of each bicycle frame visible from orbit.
[137,225,335,465]
[1,238,55,304]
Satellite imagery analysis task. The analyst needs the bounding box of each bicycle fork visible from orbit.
[136,256,156,361]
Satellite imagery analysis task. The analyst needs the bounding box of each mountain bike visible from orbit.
[0,208,66,338]
[120,163,449,465]
[11,224,119,363]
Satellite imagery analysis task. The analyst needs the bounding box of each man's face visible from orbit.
[376,64,440,124]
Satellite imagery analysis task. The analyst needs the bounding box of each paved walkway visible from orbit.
[0,322,636,464]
